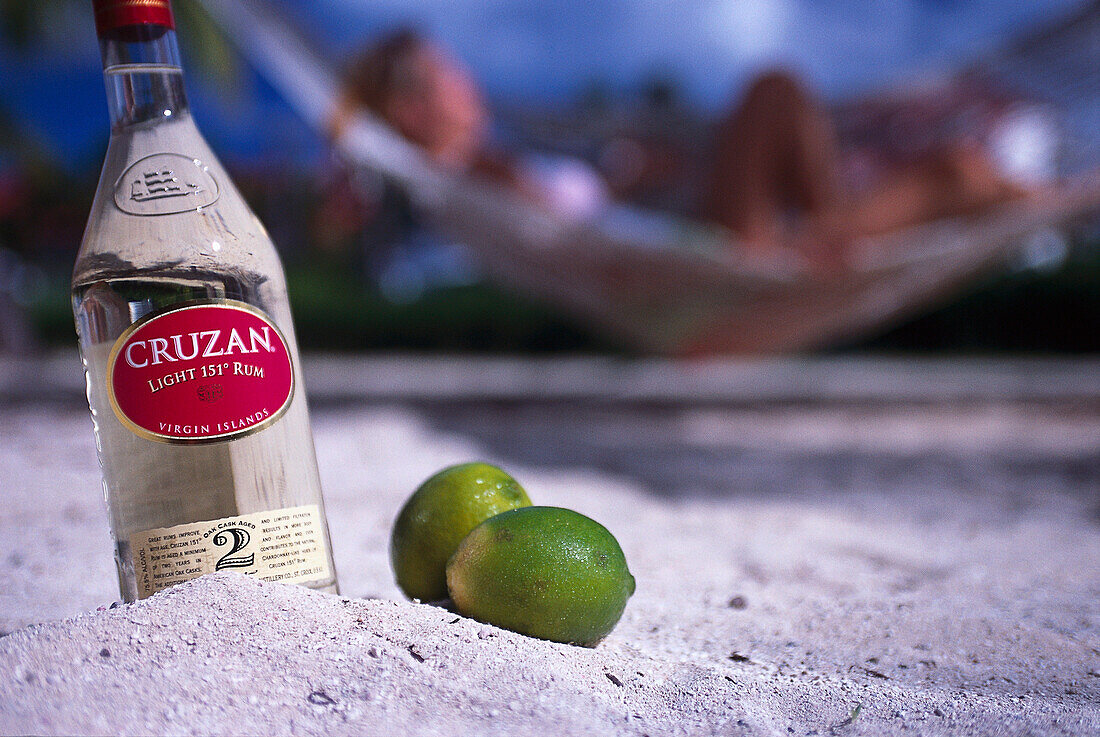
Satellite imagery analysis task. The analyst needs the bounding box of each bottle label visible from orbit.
[114,153,220,216]
[108,300,295,443]
[130,505,333,599]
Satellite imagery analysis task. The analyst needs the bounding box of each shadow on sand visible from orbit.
[407,399,1100,517]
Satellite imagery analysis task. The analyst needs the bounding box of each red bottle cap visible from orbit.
[93,0,176,36]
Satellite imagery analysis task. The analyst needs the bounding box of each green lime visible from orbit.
[446,506,635,646]
[391,462,532,601]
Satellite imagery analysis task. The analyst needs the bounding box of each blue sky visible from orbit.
[305,0,1087,102]
[0,0,1089,170]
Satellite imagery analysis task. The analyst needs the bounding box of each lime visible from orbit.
[446,506,635,646]
[390,462,532,601]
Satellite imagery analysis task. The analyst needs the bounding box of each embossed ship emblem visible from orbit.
[114,153,220,216]
[129,168,205,202]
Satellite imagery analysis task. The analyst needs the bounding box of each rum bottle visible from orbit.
[73,0,339,601]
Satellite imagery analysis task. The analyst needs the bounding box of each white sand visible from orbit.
[1,360,1099,736]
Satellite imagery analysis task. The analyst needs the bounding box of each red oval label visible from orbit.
[108,301,295,443]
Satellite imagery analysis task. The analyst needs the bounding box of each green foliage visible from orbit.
[0,0,42,47]
[284,267,612,353]
[173,0,239,89]
[848,246,1100,353]
[22,250,1100,355]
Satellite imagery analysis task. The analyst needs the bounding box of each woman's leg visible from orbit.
[704,70,844,247]
[829,145,1025,238]
[705,71,1024,253]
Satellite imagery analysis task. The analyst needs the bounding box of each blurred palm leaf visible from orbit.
[0,0,239,84]
[0,103,63,182]
[0,0,242,167]
[0,0,39,47]
[174,0,240,88]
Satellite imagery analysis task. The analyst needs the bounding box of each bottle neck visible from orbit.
[99,24,189,131]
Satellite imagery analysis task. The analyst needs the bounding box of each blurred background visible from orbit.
[1,0,1097,355]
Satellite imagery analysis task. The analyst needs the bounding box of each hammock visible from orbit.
[202,0,1100,354]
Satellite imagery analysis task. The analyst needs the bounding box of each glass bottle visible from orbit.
[73,0,338,601]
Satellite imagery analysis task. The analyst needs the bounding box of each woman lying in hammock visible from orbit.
[330,30,1025,263]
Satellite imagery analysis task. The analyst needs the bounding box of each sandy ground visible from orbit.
[1,357,1099,736]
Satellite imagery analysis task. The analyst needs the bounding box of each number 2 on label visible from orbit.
[213,527,254,570]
